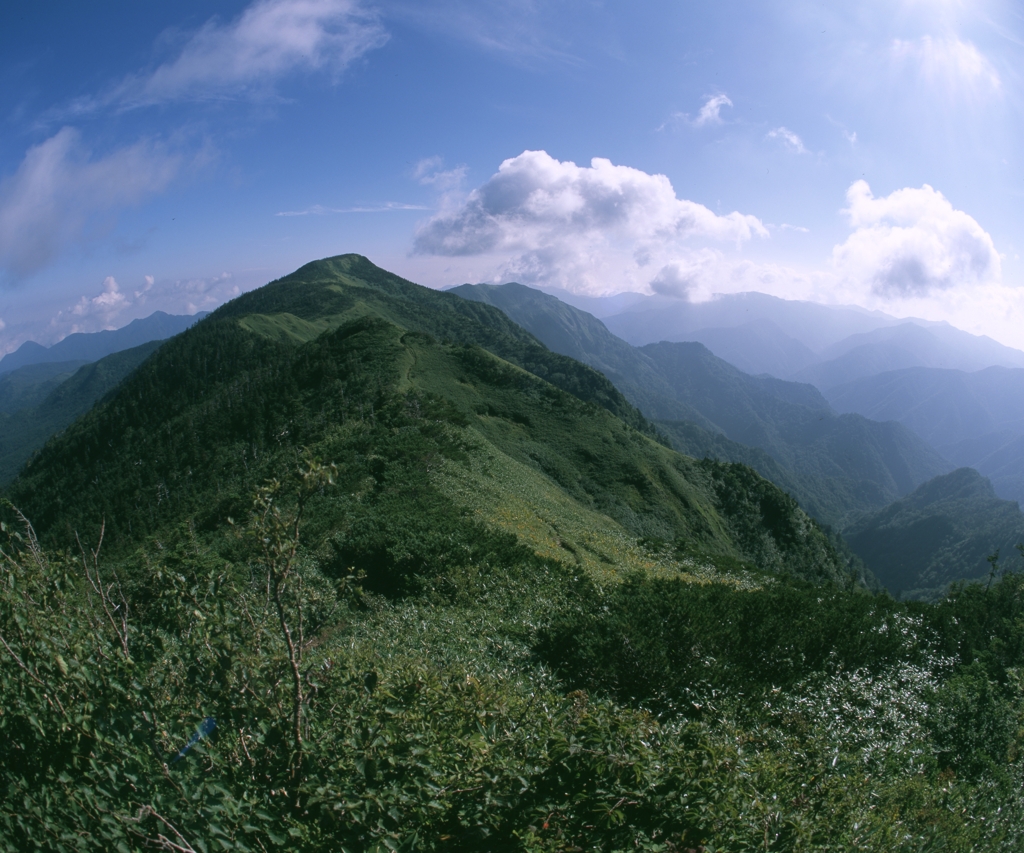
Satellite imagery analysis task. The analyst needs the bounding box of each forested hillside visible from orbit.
[2,256,1024,851]
[453,281,950,526]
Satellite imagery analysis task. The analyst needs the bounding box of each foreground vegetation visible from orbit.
[3,473,1024,851]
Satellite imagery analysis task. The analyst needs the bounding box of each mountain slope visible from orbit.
[452,282,951,525]
[826,365,1024,505]
[826,366,1024,450]
[6,255,847,587]
[448,282,716,429]
[0,310,208,374]
[0,360,90,413]
[0,341,163,485]
[844,468,1024,599]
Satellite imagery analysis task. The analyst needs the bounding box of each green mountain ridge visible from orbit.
[451,281,951,527]
[844,467,1024,599]
[7,255,845,586]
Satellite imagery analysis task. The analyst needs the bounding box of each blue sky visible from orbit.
[2,0,1023,351]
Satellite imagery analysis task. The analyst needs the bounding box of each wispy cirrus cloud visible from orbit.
[692,93,733,127]
[384,0,581,65]
[276,201,428,216]
[67,0,388,113]
[0,128,182,283]
[766,126,808,153]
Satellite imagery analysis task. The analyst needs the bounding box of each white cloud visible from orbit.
[46,270,242,340]
[78,0,387,110]
[693,94,733,127]
[831,180,1000,298]
[0,128,180,282]
[891,36,1001,93]
[413,150,767,294]
[71,276,130,325]
[766,126,808,154]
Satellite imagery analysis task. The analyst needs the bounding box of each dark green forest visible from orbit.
[2,256,1023,851]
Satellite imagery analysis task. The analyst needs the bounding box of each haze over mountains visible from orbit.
[452,282,951,529]
[569,289,1024,386]
[0,310,208,375]
[528,285,1024,511]
[452,280,1024,595]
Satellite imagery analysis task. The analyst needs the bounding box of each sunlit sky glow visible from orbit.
[2,0,1023,350]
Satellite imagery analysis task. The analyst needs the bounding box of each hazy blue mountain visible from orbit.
[529,284,649,319]
[826,366,1024,449]
[942,431,1024,508]
[0,310,208,375]
[825,365,1024,506]
[683,320,817,377]
[795,324,1024,389]
[603,291,899,353]
[448,282,716,429]
[844,468,1024,599]
[0,341,163,485]
[595,292,1024,390]
[640,341,951,509]
[452,282,952,526]
[0,360,90,414]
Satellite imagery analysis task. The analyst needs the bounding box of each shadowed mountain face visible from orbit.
[0,360,90,414]
[826,365,1024,506]
[0,311,208,375]
[0,342,163,485]
[452,282,951,526]
[5,255,847,586]
[844,468,1024,599]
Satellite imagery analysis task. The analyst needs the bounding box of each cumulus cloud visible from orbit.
[693,94,733,127]
[0,128,180,281]
[766,126,807,154]
[414,150,766,293]
[72,276,130,325]
[76,0,387,110]
[891,36,1000,94]
[831,180,1000,298]
[45,270,242,341]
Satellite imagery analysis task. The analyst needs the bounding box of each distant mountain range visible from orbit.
[450,283,950,527]
[560,289,1024,385]
[0,310,208,375]
[826,365,1024,506]
[4,276,1022,599]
